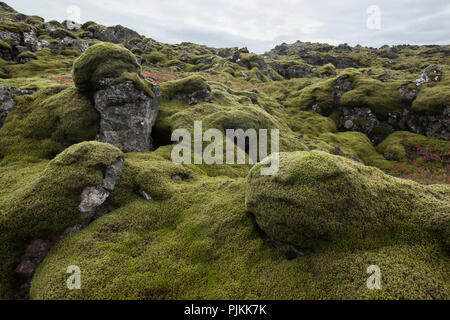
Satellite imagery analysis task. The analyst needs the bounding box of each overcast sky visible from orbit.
[7,0,450,53]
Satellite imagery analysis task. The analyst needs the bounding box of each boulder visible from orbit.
[94,78,160,152]
[73,42,141,93]
[63,20,81,31]
[0,84,14,128]
[246,151,450,250]
[0,30,21,47]
[339,107,383,143]
[161,75,211,105]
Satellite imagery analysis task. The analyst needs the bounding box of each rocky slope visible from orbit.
[0,2,449,300]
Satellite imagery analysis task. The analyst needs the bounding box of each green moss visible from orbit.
[0,20,448,300]
[160,75,209,100]
[157,80,306,158]
[239,53,264,69]
[339,77,404,118]
[25,15,44,25]
[284,109,337,136]
[412,67,450,113]
[0,20,33,34]
[5,48,75,77]
[316,63,336,77]
[285,71,406,118]
[284,77,335,111]
[0,39,12,52]
[0,86,100,164]
[130,47,144,55]
[142,51,168,65]
[17,51,37,61]
[81,21,105,33]
[47,20,62,28]
[246,151,449,250]
[377,131,450,162]
[0,60,10,78]
[0,141,123,299]
[61,47,82,57]
[72,42,140,93]
[50,28,78,40]
[318,131,391,168]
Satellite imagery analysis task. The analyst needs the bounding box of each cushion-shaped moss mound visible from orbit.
[246,150,449,250]
[72,43,140,92]
[0,141,123,299]
[160,75,210,100]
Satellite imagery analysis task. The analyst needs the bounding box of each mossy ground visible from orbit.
[0,4,449,300]
[28,149,449,299]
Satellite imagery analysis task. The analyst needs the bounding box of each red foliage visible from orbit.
[142,72,175,84]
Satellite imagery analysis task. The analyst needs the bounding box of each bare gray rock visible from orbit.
[78,157,124,225]
[98,25,141,44]
[270,61,310,79]
[44,22,60,33]
[0,84,15,128]
[64,20,81,31]
[78,186,109,217]
[0,29,20,46]
[333,75,353,102]
[103,158,125,191]
[414,65,442,86]
[94,79,160,152]
[339,107,383,143]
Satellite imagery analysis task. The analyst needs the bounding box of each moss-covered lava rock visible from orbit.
[246,151,449,250]
[0,141,123,299]
[72,42,140,92]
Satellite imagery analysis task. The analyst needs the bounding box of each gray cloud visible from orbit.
[7,0,450,53]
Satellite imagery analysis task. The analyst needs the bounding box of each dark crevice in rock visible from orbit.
[12,157,124,300]
[151,123,173,149]
[250,214,304,260]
